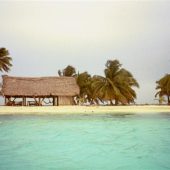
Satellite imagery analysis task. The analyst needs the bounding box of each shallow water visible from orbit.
[0,113,170,170]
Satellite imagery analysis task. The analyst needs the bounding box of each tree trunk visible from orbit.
[110,100,114,106]
[168,95,170,105]
[115,99,118,105]
[89,99,94,105]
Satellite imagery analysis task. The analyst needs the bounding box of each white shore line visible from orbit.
[0,105,170,115]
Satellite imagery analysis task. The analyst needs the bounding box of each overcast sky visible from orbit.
[0,0,170,104]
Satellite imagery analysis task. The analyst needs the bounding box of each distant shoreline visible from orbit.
[0,105,170,115]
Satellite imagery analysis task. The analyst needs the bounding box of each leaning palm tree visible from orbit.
[105,60,139,104]
[0,48,12,72]
[92,59,139,105]
[155,74,170,105]
[113,68,139,104]
[91,75,126,105]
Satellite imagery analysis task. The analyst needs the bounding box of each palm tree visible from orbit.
[58,65,76,77]
[113,68,139,104]
[76,72,93,104]
[91,75,124,105]
[154,96,166,105]
[155,74,170,105]
[0,48,12,72]
[58,66,93,105]
[92,59,139,105]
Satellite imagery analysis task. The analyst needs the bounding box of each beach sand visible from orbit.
[0,105,169,115]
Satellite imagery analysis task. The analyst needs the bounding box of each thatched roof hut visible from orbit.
[1,75,80,106]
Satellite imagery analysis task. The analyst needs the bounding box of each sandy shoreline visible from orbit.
[0,105,170,115]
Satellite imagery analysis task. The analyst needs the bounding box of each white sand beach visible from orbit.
[0,105,169,115]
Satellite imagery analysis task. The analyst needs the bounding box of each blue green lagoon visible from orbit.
[0,113,170,170]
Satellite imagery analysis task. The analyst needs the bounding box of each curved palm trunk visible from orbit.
[110,99,114,106]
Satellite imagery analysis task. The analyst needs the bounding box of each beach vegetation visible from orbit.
[155,74,170,105]
[91,60,139,105]
[0,47,12,72]
[58,65,76,77]
[59,59,139,106]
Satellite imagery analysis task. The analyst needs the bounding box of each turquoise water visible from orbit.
[0,113,170,170]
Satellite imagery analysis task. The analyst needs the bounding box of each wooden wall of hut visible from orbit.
[58,96,74,105]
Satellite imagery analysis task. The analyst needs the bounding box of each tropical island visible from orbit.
[0,47,170,114]
[1,2,170,170]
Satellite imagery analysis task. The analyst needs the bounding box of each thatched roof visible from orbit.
[1,75,80,97]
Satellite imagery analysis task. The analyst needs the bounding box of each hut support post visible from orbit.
[5,97,8,105]
[53,97,55,106]
[57,96,59,106]
[23,97,26,106]
[38,97,41,106]
[53,97,58,106]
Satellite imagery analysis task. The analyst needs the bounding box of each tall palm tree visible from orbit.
[92,59,139,105]
[0,48,12,72]
[155,74,170,105]
[58,65,76,77]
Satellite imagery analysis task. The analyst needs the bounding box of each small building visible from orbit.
[1,75,80,106]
